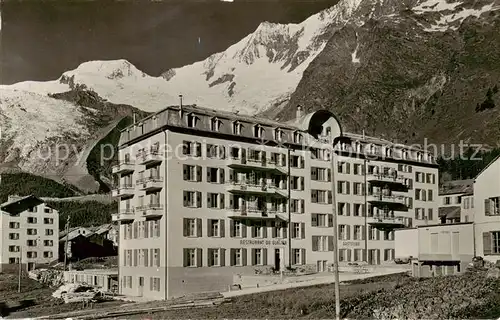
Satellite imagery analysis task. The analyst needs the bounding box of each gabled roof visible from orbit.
[0,195,52,215]
[439,206,461,219]
[474,153,500,182]
[439,179,474,196]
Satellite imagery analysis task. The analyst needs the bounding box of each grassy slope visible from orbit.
[0,173,78,202]
[47,200,117,230]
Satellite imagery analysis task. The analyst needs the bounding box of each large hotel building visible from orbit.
[112,105,439,299]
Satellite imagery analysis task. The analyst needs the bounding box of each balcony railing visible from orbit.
[112,161,135,174]
[136,149,162,165]
[136,203,164,217]
[111,184,134,198]
[367,193,408,208]
[226,182,286,198]
[368,173,405,184]
[226,207,280,219]
[112,208,135,222]
[368,215,407,230]
[137,176,164,191]
[226,157,286,174]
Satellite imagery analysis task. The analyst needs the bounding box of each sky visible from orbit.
[0,0,338,84]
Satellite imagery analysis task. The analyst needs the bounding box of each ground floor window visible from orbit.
[150,277,160,292]
[493,231,500,254]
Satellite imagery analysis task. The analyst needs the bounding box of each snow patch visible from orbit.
[413,0,463,14]
[421,3,499,32]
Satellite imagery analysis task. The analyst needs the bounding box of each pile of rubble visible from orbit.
[52,283,105,304]
[28,269,64,287]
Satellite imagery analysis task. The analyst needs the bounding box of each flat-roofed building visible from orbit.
[113,105,439,299]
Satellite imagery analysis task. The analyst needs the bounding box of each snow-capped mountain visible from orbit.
[1,0,500,189]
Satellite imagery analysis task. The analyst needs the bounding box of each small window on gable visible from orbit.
[254,125,264,138]
[233,121,242,135]
[353,141,361,153]
[416,152,423,161]
[402,150,408,159]
[325,127,331,136]
[211,117,222,132]
[186,113,197,128]
[385,147,392,157]
[293,131,303,144]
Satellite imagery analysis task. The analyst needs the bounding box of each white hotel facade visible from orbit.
[112,105,439,299]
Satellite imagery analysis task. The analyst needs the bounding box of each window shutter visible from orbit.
[346,225,351,240]
[338,226,342,241]
[220,169,225,183]
[263,223,268,238]
[361,204,366,217]
[197,248,202,267]
[229,220,235,237]
[183,165,188,180]
[346,182,350,195]
[301,177,305,190]
[347,249,352,262]
[483,232,492,255]
[196,143,202,157]
[207,168,212,181]
[300,223,306,239]
[328,191,333,204]
[242,224,247,238]
[197,218,202,237]
[432,174,436,184]
[485,199,491,216]
[311,168,317,180]
[220,194,225,209]
[207,220,212,237]
[346,163,351,174]
[347,203,351,216]
[242,248,247,266]
[312,236,318,251]
[229,169,234,182]
[183,191,188,207]
[263,248,268,265]
[301,248,306,265]
[376,230,380,240]
[197,166,202,182]
[362,226,366,240]
[328,168,332,182]
[230,249,235,266]
[311,214,318,227]
[251,249,256,266]
[283,225,287,239]
[183,218,188,237]
[197,192,202,208]
[183,248,188,267]
[220,248,226,266]
[207,194,212,208]
[207,249,213,267]
[301,200,305,213]
[272,225,277,238]
[328,236,334,251]
[312,191,317,203]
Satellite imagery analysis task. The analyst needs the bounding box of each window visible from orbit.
[291,199,305,213]
[293,131,303,144]
[274,128,284,141]
[291,176,304,190]
[27,240,37,247]
[28,206,37,212]
[354,226,363,240]
[183,218,201,237]
[186,113,197,128]
[182,141,201,157]
[253,125,265,138]
[252,248,263,265]
[150,278,161,292]
[208,248,222,266]
[311,167,330,182]
[233,121,242,135]
[183,191,202,208]
[312,236,331,252]
[338,225,350,240]
[427,190,433,202]
[27,228,37,235]
[353,203,364,217]
[337,162,350,174]
[311,190,331,204]
[337,181,350,195]
[44,207,53,213]
[312,213,329,227]
[230,248,244,266]
[428,208,433,220]
[206,145,226,159]
[44,240,53,246]
[292,248,305,265]
[184,248,200,267]
[290,155,303,168]
[415,172,423,183]
[43,251,53,258]
[292,222,305,239]
[211,117,222,131]
[444,197,451,205]
[415,189,421,201]
[27,217,37,224]
[208,219,225,237]
[485,197,500,216]
[456,196,462,204]
[353,164,364,175]
[252,221,265,238]
[9,245,20,252]
[183,165,202,182]
[338,202,350,216]
[45,229,54,236]
[9,233,19,240]
[231,220,243,237]
[353,183,364,195]
[207,193,225,209]
[9,258,19,264]
[44,218,54,224]
[27,252,37,259]
[9,222,20,229]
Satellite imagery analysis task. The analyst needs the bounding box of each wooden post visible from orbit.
[63,215,70,271]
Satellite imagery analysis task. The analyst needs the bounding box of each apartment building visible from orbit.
[112,105,439,299]
[438,179,474,223]
[474,155,500,263]
[0,195,59,272]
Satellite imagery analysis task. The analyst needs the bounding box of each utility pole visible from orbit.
[63,215,70,271]
[364,157,368,262]
[330,138,340,320]
[18,246,22,293]
[287,147,292,269]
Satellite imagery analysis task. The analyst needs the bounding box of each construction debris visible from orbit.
[52,283,104,304]
[28,269,64,287]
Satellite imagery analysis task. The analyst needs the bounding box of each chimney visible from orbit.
[179,94,183,118]
[296,105,303,119]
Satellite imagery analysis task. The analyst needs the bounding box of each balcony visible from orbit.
[368,215,407,231]
[367,173,406,188]
[112,161,135,174]
[111,184,135,198]
[226,157,287,174]
[112,208,135,222]
[226,183,287,198]
[226,208,280,220]
[137,149,162,165]
[367,193,408,210]
[136,204,164,218]
[137,176,163,191]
